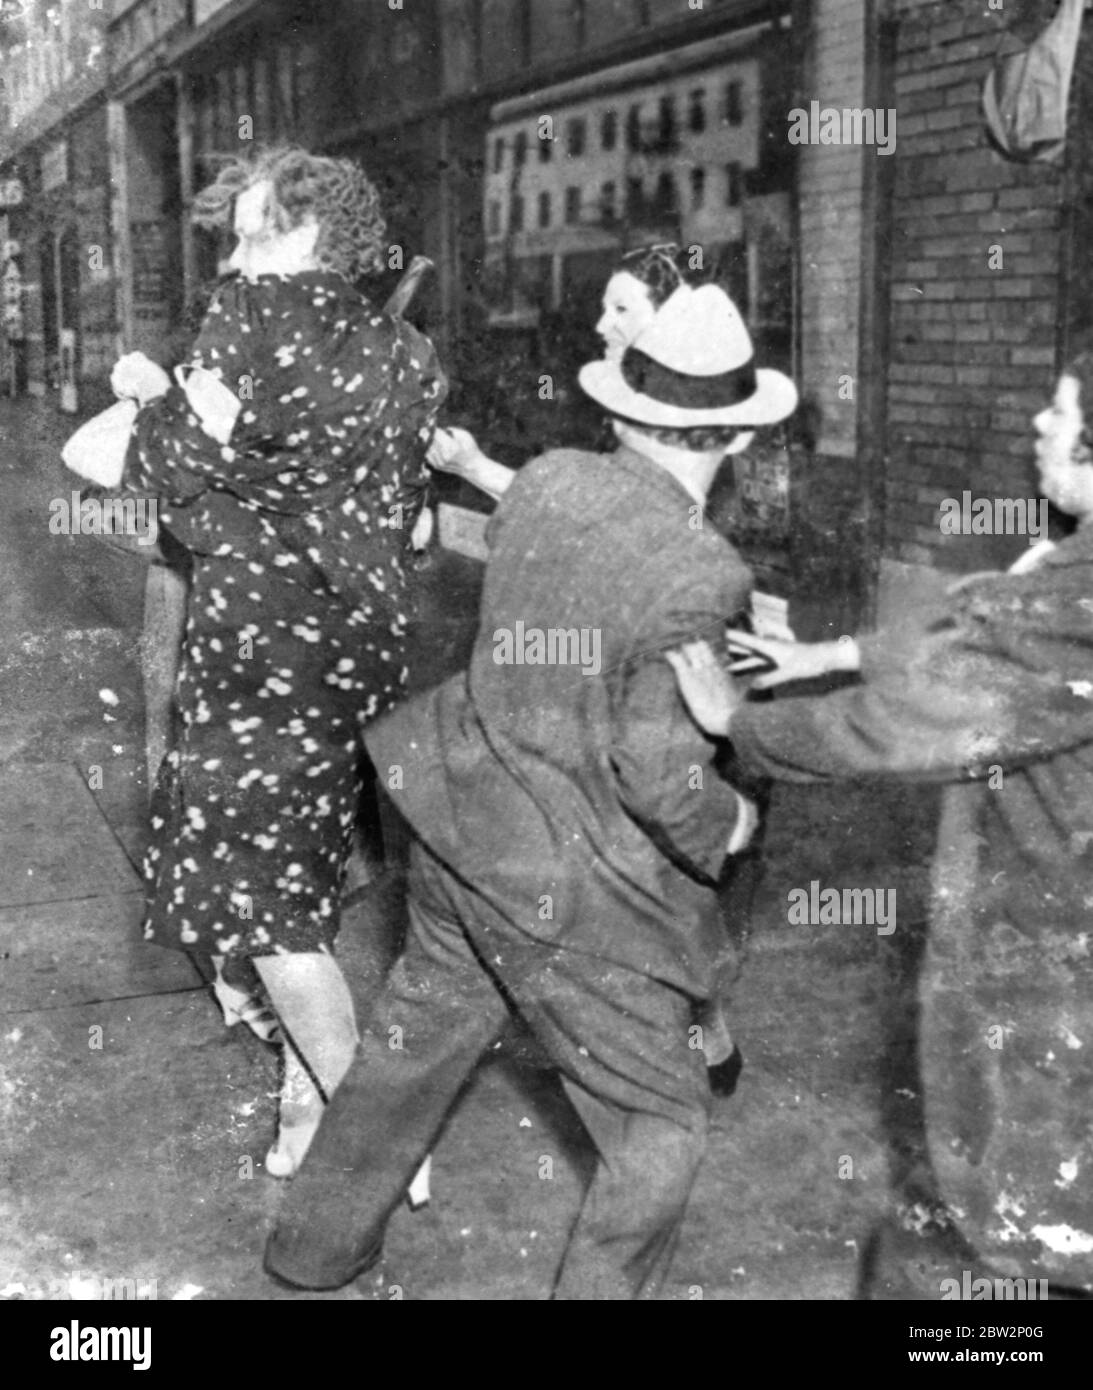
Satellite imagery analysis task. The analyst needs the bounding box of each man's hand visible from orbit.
[724,629,861,690]
[665,640,743,737]
[426,426,485,480]
[111,351,171,406]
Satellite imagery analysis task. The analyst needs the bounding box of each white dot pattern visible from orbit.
[131,270,447,956]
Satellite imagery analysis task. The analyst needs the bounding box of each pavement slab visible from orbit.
[0,894,200,1014]
[0,763,138,908]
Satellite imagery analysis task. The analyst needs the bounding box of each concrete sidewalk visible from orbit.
[0,394,940,1300]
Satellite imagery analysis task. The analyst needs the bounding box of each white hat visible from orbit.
[579,283,798,428]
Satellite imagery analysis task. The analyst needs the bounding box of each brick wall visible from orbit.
[883,0,1065,575]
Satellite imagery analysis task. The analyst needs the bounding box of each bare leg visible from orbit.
[142,562,187,795]
[255,952,358,1178]
[254,951,432,1200]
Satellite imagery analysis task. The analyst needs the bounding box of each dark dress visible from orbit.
[125,270,447,958]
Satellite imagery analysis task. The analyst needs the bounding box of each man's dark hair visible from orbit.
[615,416,745,452]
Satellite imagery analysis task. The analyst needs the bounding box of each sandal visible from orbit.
[212,973,282,1044]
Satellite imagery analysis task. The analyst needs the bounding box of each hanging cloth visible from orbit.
[983,0,1086,162]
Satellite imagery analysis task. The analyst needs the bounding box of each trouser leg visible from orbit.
[503,947,710,1301]
[551,1082,708,1301]
[265,846,508,1289]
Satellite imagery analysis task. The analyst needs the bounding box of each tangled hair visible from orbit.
[615,416,745,453]
[613,243,689,309]
[1062,333,1093,456]
[192,146,387,280]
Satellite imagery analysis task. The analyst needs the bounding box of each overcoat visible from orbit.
[732,525,1093,1288]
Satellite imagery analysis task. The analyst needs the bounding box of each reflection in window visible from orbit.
[725,80,743,126]
[652,171,677,218]
[565,186,581,224]
[601,109,617,151]
[725,162,743,207]
[689,90,706,134]
[567,117,587,157]
[488,200,502,235]
[511,193,525,231]
[691,166,706,209]
[493,138,504,173]
[514,130,528,166]
[658,95,677,151]
[626,105,642,153]
[538,191,551,228]
[601,180,616,225]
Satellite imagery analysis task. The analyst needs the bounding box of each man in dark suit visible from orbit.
[265,284,798,1299]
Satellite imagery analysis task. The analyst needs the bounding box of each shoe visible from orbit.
[707,1044,744,1098]
[265,1116,322,1179]
[264,1236,384,1292]
[212,975,282,1044]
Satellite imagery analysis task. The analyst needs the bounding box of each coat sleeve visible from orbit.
[124,310,446,511]
[609,579,749,885]
[731,566,1093,783]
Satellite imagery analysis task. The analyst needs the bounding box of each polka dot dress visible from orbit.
[127,270,447,958]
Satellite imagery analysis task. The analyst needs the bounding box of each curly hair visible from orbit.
[1061,332,1093,461]
[192,146,387,280]
[614,243,689,310]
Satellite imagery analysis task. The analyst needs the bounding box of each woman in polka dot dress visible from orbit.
[110,147,447,1177]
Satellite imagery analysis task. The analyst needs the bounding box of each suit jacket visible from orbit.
[367,445,753,997]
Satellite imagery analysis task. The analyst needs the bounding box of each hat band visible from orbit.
[621,346,758,411]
